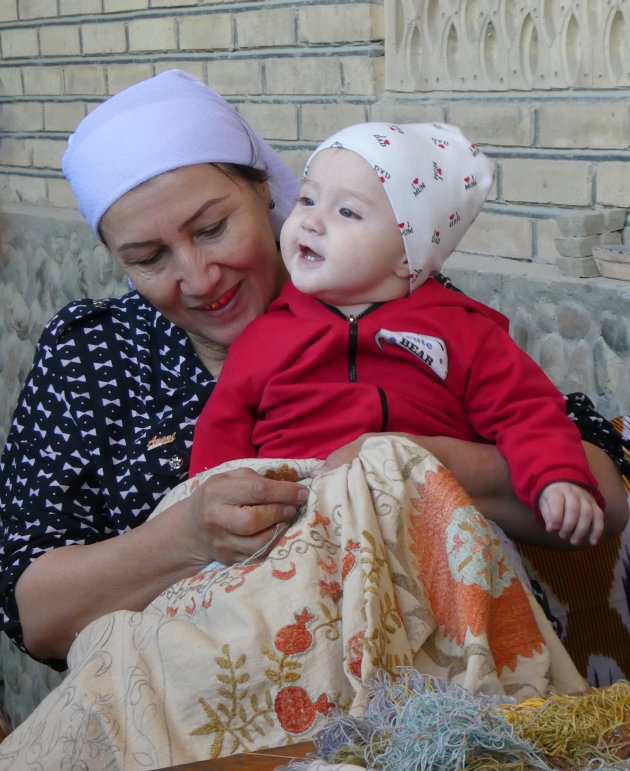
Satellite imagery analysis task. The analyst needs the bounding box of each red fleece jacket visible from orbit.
[190,279,601,512]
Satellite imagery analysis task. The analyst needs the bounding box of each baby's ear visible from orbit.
[394,253,410,280]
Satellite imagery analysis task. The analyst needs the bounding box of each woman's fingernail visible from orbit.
[297,487,309,502]
[283,506,298,520]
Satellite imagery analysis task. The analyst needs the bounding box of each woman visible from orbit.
[0,69,627,677]
[0,69,306,669]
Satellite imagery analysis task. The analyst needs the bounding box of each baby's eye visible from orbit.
[298,195,315,207]
[339,207,360,219]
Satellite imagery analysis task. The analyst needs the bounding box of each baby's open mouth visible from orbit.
[299,245,324,262]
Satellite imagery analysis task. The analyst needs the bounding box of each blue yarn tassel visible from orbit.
[290,669,550,770]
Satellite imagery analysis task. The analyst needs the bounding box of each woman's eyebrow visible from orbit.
[177,196,229,232]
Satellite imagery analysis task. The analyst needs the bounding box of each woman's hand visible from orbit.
[17,468,309,662]
[312,432,451,478]
[311,433,381,477]
[183,468,309,565]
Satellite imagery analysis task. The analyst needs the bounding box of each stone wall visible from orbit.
[0,205,126,450]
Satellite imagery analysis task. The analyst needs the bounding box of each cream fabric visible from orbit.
[0,437,583,770]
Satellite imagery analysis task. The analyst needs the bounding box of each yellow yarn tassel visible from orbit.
[496,680,630,763]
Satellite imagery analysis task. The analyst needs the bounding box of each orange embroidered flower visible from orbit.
[318,555,338,575]
[409,466,544,673]
[308,509,331,537]
[342,540,360,580]
[319,580,342,602]
[272,562,297,580]
[345,630,365,679]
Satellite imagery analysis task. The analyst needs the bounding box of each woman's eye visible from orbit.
[340,207,360,219]
[135,249,165,267]
[197,220,226,239]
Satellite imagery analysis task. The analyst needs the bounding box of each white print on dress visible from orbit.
[375,329,448,380]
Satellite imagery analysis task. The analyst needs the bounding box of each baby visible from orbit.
[190,121,604,546]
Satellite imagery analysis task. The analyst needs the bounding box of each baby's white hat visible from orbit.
[62,69,298,239]
[307,122,494,290]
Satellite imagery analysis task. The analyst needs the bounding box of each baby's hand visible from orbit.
[538,482,604,546]
[311,433,381,479]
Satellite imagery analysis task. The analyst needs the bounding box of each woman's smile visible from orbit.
[194,282,241,312]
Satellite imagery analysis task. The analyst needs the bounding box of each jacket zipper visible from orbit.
[346,313,389,430]
[319,300,383,385]
[347,315,358,382]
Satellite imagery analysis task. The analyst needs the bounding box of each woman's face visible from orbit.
[100,163,283,362]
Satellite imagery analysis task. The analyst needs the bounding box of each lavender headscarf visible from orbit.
[62,69,298,238]
[307,122,495,291]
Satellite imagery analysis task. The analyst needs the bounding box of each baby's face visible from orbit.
[279,148,408,309]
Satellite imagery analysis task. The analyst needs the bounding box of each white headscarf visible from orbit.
[307,122,494,291]
[62,69,298,238]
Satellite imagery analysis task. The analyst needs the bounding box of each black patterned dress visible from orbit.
[0,291,215,669]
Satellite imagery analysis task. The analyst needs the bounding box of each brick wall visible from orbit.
[3,0,630,268]
[384,0,630,266]
[0,0,384,212]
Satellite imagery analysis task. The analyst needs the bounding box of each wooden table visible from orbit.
[158,740,316,770]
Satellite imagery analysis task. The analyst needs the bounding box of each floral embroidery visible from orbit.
[446,509,512,594]
[409,465,545,672]
[345,630,365,678]
[342,539,360,579]
[274,687,334,734]
[275,609,315,655]
[190,645,274,758]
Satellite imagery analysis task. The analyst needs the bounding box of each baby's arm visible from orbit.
[538,482,604,547]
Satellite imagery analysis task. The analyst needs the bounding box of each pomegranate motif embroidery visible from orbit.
[274,687,335,734]
[274,608,315,655]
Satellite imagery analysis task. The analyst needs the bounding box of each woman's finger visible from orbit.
[207,468,309,508]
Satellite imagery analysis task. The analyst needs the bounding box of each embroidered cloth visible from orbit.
[0,437,584,769]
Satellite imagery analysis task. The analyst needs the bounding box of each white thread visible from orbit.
[202,521,290,575]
